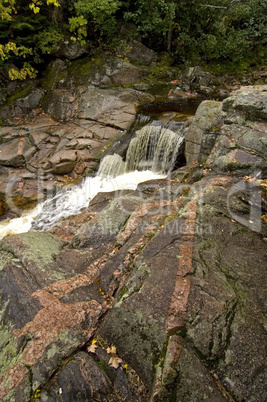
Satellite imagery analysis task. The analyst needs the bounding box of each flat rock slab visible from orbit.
[78,86,153,129]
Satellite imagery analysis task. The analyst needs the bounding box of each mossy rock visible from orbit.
[6,85,32,107]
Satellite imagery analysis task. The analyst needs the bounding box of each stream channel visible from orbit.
[0,97,201,239]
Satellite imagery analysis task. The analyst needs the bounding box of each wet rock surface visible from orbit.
[0,51,240,219]
[0,63,266,402]
[185,85,267,176]
[178,66,224,97]
[0,51,155,218]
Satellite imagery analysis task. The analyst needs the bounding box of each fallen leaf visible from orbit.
[87,339,98,353]
[107,345,117,354]
[34,389,41,399]
[108,356,122,369]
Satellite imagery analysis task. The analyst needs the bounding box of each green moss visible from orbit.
[2,232,65,282]
[0,305,23,378]
[98,360,109,372]
[41,66,58,91]
[41,62,69,92]
[117,264,150,304]
[6,85,32,106]
[56,70,67,83]
[203,60,252,78]
[46,343,60,360]
[0,251,20,271]
[66,54,103,84]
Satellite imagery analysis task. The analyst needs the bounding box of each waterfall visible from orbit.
[0,170,166,237]
[98,124,184,178]
[0,122,184,238]
[97,154,126,178]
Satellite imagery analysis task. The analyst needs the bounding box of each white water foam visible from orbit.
[0,170,166,240]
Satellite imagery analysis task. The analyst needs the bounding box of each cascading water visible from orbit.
[0,122,184,239]
[98,124,184,178]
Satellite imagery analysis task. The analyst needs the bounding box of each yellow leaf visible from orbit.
[34,389,41,399]
[108,356,122,369]
[87,341,97,353]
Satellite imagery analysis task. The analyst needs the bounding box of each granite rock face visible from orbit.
[0,169,266,401]
[0,81,266,401]
[184,99,223,164]
[185,85,267,176]
[0,51,229,219]
[0,51,155,218]
[178,66,223,97]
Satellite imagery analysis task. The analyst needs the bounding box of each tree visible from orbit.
[69,0,120,45]
[123,0,178,52]
[0,0,266,80]
[0,0,61,79]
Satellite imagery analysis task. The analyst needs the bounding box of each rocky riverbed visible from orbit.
[0,49,266,401]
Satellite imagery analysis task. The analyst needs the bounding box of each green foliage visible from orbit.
[0,42,32,61]
[122,0,266,67]
[35,26,64,55]
[0,0,15,21]
[0,0,266,80]
[72,0,120,40]
[0,0,62,79]
[69,15,87,45]
[124,0,177,50]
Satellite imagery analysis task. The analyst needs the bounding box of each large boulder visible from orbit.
[184,100,223,164]
[206,86,267,174]
[222,85,267,121]
[116,39,157,65]
[52,40,88,60]
[184,85,267,176]
[77,86,153,129]
[41,53,148,92]
[97,174,266,400]
[178,66,223,97]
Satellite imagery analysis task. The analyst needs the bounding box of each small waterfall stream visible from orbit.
[98,124,184,177]
[0,122,184,239]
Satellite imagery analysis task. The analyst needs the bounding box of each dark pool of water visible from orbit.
[137,96,203,118]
